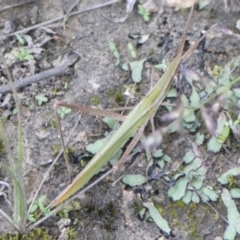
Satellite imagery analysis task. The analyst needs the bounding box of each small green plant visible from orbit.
[0,54,27,232]
[0,227,52,240]
[109,42,120,65]
[64,82,69,89]
[57,107,72,119]
[28,196,50,222]
[128,43,137,58]
[11,47,34,61]
[35,94,48,106]
[138,4,150,22]
[51,144,61,156]
[67,228,77,240]
[15,34,25,45]
[91,96,100,106]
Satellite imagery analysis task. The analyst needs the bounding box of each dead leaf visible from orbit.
[20,105,31,117]
[166,0,198,10]
[142,0,159,13]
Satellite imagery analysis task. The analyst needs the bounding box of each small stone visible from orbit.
[57,218,71,230]
[1,93,12,108]
[3,21,16,34]
[30,6,39,24]
[35,128,50,141]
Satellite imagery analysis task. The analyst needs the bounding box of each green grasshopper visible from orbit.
[49,6,215,208]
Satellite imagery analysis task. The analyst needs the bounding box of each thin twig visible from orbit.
[27,98,88,217]
[4,0,121,37]
[0,51,79,94]
[28,167,113,231]
[62,0,82,29]
[54,101,72,182]
[0,1,35,13]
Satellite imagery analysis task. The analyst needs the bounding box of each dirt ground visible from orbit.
[1,0,240,239]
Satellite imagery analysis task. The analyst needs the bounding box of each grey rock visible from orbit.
[3,21,16,34]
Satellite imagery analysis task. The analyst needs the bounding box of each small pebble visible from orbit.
[3,21,16,34]
[1,93,12,108]
[30,6,39,24]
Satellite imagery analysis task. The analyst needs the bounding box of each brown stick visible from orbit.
[0,51,79,94]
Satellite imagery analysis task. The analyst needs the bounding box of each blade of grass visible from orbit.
[0,52,27,230]
[0,209,20,232]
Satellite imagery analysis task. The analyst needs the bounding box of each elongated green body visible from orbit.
[50,55,181,207]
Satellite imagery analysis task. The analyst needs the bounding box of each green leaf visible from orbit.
[137,4,150,22]
[15,34,25,45]
[102,117,120,129]
[183,110,196,123]
[29,203,38,214]
[128,43,137,58]
[39,203,50,214]
[121,62,129,71]
[20,47,27,55]
[168,176,188,201]
[207,136,222,153]
[143,202,171,235]
[157,160,164,169]
[189,87,200,108]
[38,195,46,204]
[122,174,147,186]
[217,126,230,144]
[195,132,204,146]
[129,58,146,83]
[200,192,209,202]
[11,50,21,59]
[138,4,145,15]
[201,187,218,201]
[182,190,192,204]
[230,188,240,198]
[143,14,150,22]
[35,94,48,106]
[184,158,202,175]
[164,99,173,112]
[109,149,122,166]
[188,121,201,133]
[139,208,146,220]
[191,192,200,203]
[23,54,34,61]
[217,167,240,184]
[191,175,204,190]
[221,188,240,239]
[109,41,120,65]
[181,94,189,106]
[28,214,36,222]
[217,65,231,86]
[153,149,163,158]
[154,59,167,72]
[232,88,240,98]
[138,34,150,44]
[224,225,236,240]
[57,107,72,119]
[198,0,211,10]
[162,154,171,163]
[167,88,177,98]
[182,151,195,164]
[86,137,107,154]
